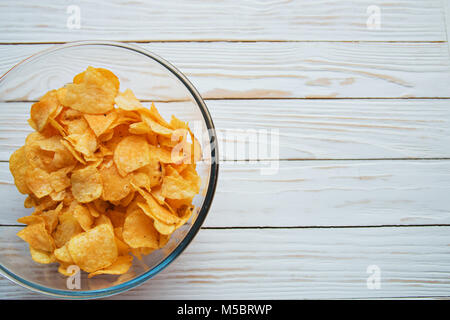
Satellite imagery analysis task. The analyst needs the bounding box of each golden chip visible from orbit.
[88,255,133,278]
[58,67,118,114]
[113,135,151,176]
[53,211,83,248]
[9,146,31,194]
[122,209,159,249]
[17,221,55,252]
[68,223,118,273]
[71,166,103,203]
[30,247,56,264]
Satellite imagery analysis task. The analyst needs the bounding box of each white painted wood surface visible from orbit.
[0,0,449,299]
[1,42,449,100]
[0,0,446,42]
[1,227,449,299]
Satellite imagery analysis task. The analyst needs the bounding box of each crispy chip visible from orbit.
[70,202,94,231]
[25,166,53,198]
[17,221,55,252]
[99,163,131,201]
[84,112,117,137]
[114,135,150,176]
[114,89,144,111]
[30,247,56,264]
[161,168,198,200]
[88,255,133,278]
[53,211,83,248]
[68,223,118,273]
[71,166,103,203]
[54,243,74,264]
[122,209,159,249]
[9,146,31,194]
[30,90,59,132]
[58,67,118,114]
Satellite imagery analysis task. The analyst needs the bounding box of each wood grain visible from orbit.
[1,42,449,100]
[2,160,450,227]
[1,99,450,161]
[0,0,446,43]
[1,227,449,299]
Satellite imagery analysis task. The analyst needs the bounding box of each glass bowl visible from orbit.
[0,41,219,298]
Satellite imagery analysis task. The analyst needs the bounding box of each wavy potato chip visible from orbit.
[123,209,159,249]
[25,167,53,198]
[9,146,31,194]
[68,223,118,273]
[114,89,144,111]
[84,112,117,137]
[59,67,118,114]
[17,221,55,252]
[30,247,56,264]
[53,211,83,248]
[71,166,103,203]
[30,90,59,132]
[114,135,151,176]
[88,255,133,278]
[99,163,131,201]
[54,243,74,264]
[70,202,94,231]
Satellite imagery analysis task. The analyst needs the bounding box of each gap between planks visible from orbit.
[0,40,448,45]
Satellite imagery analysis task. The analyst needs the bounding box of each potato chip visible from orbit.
[30,247,56,264]
[153,219,176,235]
[49,166,73,192]
[38,202,63,233]
[114,135,151,176]
[122,209,159,249]
[71,166,103,203]
[17,221,55,252]
[29,90,59,132]
[83,112,117,137]
[58,67,118,114]
[50,189,66,201]
[53,211,83,248]
[25,166,53,198]
[54,243,74,264]
[141,113,173,136]
[70,202,94,231]
[115,237,130,256]
[9,146,31,194]
[106,210,125,228]
[88,255,133,278]
[114,89,144,111]
[99,163,131,201]
[161,168,198,200]
[68,223,118,273]
[120,191,135,207]
[136,195,180,225]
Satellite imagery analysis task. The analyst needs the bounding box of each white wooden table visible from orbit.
[0,0,450,299]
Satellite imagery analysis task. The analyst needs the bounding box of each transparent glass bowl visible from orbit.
[0,41,219,298]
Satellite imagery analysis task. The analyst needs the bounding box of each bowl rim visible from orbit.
[0,40,219,299]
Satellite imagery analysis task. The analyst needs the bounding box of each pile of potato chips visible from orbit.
[9,67,202,278]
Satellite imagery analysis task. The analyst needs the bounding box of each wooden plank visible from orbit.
[0,227,449,299]
[1,42,450,100]
[2,160,450,227]
[1,99,450,161]
[0,0,446,42]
